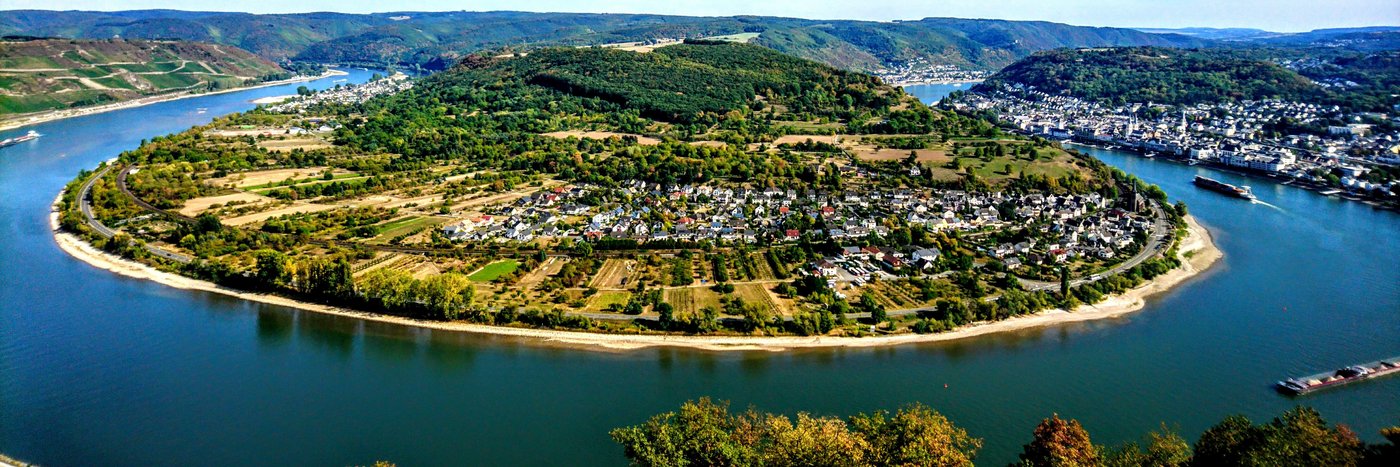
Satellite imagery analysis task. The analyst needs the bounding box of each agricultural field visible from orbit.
[584,291,632,312]
[469,260,521,282]
[589,259,636,289]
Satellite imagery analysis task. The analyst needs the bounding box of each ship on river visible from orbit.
[0,130,41,149]
[1277,357,1400,395]
[1194,175,1256,200]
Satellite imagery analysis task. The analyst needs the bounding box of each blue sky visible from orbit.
[6,0,1398,32]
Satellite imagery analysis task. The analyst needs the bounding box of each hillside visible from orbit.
[973,47,1322,106]
[0,38,286,114]
[0,10,1208,72]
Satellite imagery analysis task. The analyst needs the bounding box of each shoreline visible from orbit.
[896,79,984,87]
[0,69,348,132]
[51,192,1220,351]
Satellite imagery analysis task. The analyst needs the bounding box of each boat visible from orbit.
[1277,356,1400,395]
[196,108,207,114]
[0,130,41,149]
[1194,175,1256,200]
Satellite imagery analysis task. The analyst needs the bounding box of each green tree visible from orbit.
[1192,407,1364,467]
[253,249,290,288]
[860,292,887,323]
[1103,424,1190,467]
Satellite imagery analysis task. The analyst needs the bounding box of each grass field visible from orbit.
[368,216,447,243]
[733,283,784,315]
[664,287,723,315]
[585,291,632,312]
[469,260,520,282]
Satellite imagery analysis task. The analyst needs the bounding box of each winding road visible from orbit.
[1017,200,1173,292]
[76,164,191,263]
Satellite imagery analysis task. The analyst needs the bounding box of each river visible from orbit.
[1,74,1397,466]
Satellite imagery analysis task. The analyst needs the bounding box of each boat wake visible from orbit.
[1252,199,1285,213]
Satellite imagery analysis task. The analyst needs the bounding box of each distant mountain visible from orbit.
[974,47,1321,106]
[0,10,1209,72]
[1134,27,1280,41]
[1140,26,1400,51]
[0,38,285,115]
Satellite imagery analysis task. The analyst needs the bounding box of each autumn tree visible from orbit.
[1018,414,1100,467]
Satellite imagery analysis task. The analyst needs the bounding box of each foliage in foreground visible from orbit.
[610,398,980,466]
[612,399,1399,466]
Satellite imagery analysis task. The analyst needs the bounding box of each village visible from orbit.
[439,179,1157,287]
[949,84,1400,199]
[874,57,991,85]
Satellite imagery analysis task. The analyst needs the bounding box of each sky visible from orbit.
[4,0,1398,32]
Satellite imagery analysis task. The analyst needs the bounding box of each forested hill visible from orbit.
[0,38,286,115]
[331,41,998,169]
[973,47,1323,106]
[0,10,1208,72]
[451,42,891,123]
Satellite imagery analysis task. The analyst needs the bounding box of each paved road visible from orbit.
[1018,200,1174,292]
[77,164,192,263]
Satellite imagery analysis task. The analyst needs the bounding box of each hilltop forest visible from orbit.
[975,47,1399,112]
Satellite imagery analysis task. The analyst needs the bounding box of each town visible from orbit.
[875,57,991,85]
[948,83,1400,203]
[266,72,414,113]
[441,178,1162,290]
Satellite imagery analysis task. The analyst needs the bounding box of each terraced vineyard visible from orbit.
[0,38,286,115]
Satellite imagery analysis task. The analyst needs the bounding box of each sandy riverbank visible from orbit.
[0,70,348,132]
[51,190,1220,351]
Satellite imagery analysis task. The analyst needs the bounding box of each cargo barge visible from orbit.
[0,130,41,149]
[1277,356,1400,395]
[1194,175,1256,200]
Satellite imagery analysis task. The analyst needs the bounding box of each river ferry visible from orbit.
[1277,357,1400,395]
[0,130,41,149]
[1194,175,1256,200]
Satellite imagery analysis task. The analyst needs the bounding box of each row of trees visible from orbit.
[613,398,1398,466]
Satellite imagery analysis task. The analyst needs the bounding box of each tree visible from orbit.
[1192,407,1364,467]
[849,404,982,466]
[860,292,886,323]
[1103,425,1190,467]
[611,399,979,467]
[1059,266,1071,300]
[1018,414,1100,467]
[253,249,290,289]
[656,302,675,330]
[609,398,760,466]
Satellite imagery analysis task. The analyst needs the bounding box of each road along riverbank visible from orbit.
[0,70,347,132]
[52,188,1220,352]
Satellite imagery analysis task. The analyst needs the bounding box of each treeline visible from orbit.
[613,398,1399,466]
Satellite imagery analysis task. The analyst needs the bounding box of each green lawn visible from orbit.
[469,260,521,282]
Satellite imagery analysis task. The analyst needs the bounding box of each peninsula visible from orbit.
[54,42,1220,349]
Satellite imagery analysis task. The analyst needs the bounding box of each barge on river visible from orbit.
[1277,356,1400,395]
[1194,175,1256,200]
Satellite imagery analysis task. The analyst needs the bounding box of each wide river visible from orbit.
[2,73,1397,466]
